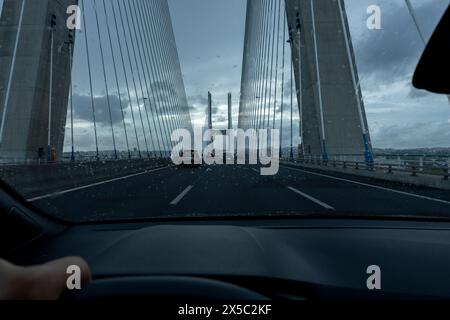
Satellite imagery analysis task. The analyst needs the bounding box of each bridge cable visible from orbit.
[109,0,142,158]
[158,0,187,132]
[297,0,304,159]
[116,0,150,158]
[80,0,100,161]
[248,0,261,131]
[272,0,282,131]
[279,5,287,158]
[153,0,183,140]
[165,0,194,132]
[93,0,118,159]
[243,0,253,129]
[162,0,192,134]
[143,0,176,151]
[68,30,75,162]
[266,0,278,129]
[290,50,294,160]
[250,0,261,130]
[101,0,131,159]
[255,0,268,153]
[123,0,158,157]
[254,0,266,132]
[145,0,178,154]
[124,0,159,158]
[242,0,253,130]
[254,0,265,131]
[247,0,259,131]
[260,0,272,130]
[142,0,177,154]
[238,0,251,129]
[258,0,268,130]
[138,0,172,154]
[126,0,160,157]
[252,0,264,151]
[130,0,165,157]
[257,0,269,131]
[248,0,260,130]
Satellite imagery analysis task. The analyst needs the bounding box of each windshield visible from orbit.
[0,0,449,223]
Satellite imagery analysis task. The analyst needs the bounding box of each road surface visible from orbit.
[27,163,450,222]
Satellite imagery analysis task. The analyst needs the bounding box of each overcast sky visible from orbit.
[346,0,450,148]
[168,0,247,130]
[1,0,449,150]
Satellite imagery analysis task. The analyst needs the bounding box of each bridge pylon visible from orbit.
[0,0,76,162]
[239,0,374,163]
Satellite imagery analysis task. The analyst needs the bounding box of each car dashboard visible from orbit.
[5,216,450,300]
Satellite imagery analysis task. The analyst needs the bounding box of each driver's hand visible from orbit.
[0,257,91,300]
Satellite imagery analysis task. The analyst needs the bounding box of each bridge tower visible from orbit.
[239,0,374,162]
[285,0,373,162]
[0,0,75,162]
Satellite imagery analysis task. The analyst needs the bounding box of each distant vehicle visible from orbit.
[179,150,202,168]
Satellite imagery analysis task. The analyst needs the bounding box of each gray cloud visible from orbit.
[72,94,127,125]
[215,115,227,123]
[354,1,447,82]
[408,85,431,99]
[372,121,450,148]
[188,94,208,107]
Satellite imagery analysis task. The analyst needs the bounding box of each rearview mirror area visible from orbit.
[413,5,450,95]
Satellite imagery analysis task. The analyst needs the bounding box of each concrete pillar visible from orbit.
[0,0,76,162]
[228,92,232,130]
[285,0,372,161]
[207,91,212,130]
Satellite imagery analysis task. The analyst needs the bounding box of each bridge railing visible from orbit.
[282,154,450,181]
[0,151,173,166]
[0,157,173,198]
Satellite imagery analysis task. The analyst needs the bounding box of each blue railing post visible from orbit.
[363,133,374,164]
[322,140,329,162]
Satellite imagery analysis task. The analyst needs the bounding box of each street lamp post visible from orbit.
[48,13,57,162]
[68,31,75,162]
[290,52,294,162]
[296,9,304,161]
[287,32,294,161]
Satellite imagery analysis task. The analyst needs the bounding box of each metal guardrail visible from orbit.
[0,153,171,167]
[282,155,449,181]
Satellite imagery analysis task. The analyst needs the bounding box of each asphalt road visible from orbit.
[28,164,450,222]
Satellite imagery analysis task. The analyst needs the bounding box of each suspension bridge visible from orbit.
[0,0,449,220]
[0,0,191,162]
[238,0,373,163]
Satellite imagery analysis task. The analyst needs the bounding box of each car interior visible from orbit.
[1,2,450,301]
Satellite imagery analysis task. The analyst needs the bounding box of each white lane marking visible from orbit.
[250,166,334,209]
[282,165,450,206]
[251,168,260,174]
[287,186,335,210]
[27,166,173,202]
[170,185,194,206]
